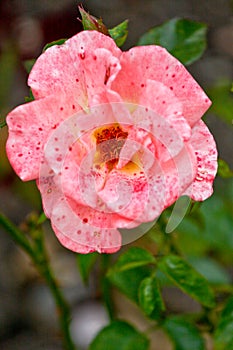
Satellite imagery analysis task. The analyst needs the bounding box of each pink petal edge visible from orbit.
[184,120,218,201]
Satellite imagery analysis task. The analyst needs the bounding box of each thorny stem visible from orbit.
[0,212,76,350]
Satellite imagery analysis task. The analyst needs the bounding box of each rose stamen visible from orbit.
[94,124,128,170]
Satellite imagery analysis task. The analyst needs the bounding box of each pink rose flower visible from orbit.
[6,31,218,253]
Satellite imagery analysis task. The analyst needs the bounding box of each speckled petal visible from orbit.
[61,144,137,229]
[184,120,218,201]
[139,80,191,141]
[6,94,80,181]
[110,46,211,126]
[29,31,121,109]
[38,162,122,253]
[50,199,122,253]
[134,143,197,223]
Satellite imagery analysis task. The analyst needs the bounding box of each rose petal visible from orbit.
[97,165,149,223]
[131,105,187,162]
[50,200,121,253]
[184,120,218,201]
[111,46,211,126]
[132,143,196,223]
[38,163,122,253]
[139,80,191,141]
[6,94,80,181]
[29,31,121,110]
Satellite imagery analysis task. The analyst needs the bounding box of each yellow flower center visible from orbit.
[94,124,128,170]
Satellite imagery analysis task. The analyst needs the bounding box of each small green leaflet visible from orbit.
[138,276,165,319]
[107,247,155,302]
[89,320,149,350]
[158,254,215,308]
[138,18,207,66]
[163,316,205,350]
[214,296,233,350]
[43,38,67,52]
[217,159,233,178]
[109,20,129,47]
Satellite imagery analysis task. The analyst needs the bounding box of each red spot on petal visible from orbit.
[79,52,85,59]
[60,107,64,111]
[83,218,88,224]
[104,66,110,84]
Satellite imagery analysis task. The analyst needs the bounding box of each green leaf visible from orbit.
[109,20,129,47]
[23,59,36,74]
[43,38,67,52]
[208,81,233,125]
[77,252,99,284]
[89,320,149,350]
[158,255,215,308]
[137,18,207,65]
[214,296,233,350]
[176,182,233,258]
[24,89,35,103]
[108,247,156,274]
[138,276,165,319]
[217,159,233,178]
[107,248,154,302]
[188,256,231,285]
[108,265,152,303]
[163,316,205,350]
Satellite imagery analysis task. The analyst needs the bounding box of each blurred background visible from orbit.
[0,1,232,349]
